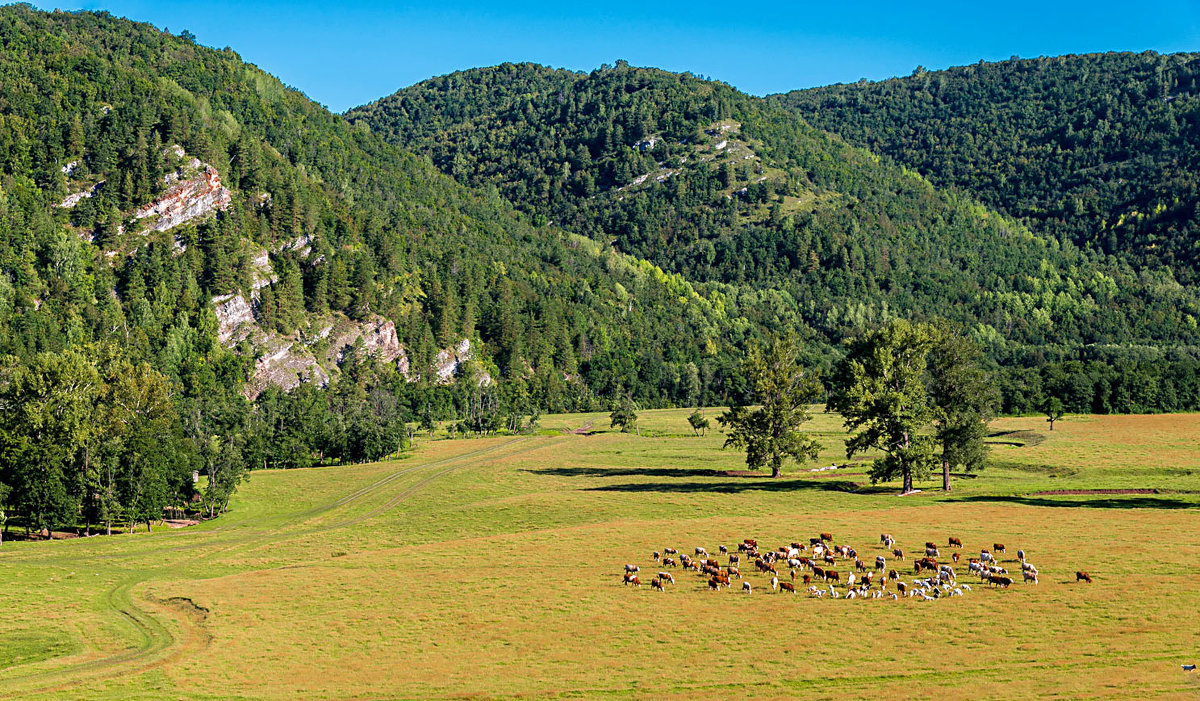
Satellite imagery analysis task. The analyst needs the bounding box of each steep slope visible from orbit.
[772,52,1200,280]
[348,61,1200,355]
[0,7,739,409]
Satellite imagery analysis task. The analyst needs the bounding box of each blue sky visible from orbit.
[21,1,1200,112]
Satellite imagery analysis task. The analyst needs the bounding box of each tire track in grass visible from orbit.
[0,437,536,696]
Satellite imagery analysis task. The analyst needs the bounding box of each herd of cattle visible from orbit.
[622,533,1092,600]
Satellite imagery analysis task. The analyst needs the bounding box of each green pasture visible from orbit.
[0,409,1198,698]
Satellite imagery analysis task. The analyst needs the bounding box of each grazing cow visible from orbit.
[1023,571,1038,584]
[952,552,960,564]
[993,543,1006,554]
[925,541,936,549]
[708,578,722,591]
[719,544,728,554]
[1076,571,1093,583]
[897,582,908,595]
[653,551,660,561]
[658,572,675,584]
[847,572,857,587]
[820,532,833,542]
[856,559,867,572]
[780,582,796,594]
[787,548,801,560]
[875,556,886,571]
[880,533,893,545]
[826,571,840,583]
[809,537,822,547]
[863,572,874,587]
[770,576,779,591]
[802,574,811,585]
[624,564,640,573]
[948,536,963,548]
[662,558,677,568]
[695,547,708,558]
[980,550,995,563]
[624,573,641,586]
[664,547,678,555]
[729,554,740,566]
[988,575,1013,588]
[888,569,899,581]
[686,561,700,572]
[744,539,758,548]
[728,567,741,579]
[651,578,665,591]
[926,546,941,558]
[743,581,752,594]
[823,553,836,565]
[812,566,825,580]
[893,548,905,561]
[1017,549,1026,562]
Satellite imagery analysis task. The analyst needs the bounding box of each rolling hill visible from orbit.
[773,52,1200,280]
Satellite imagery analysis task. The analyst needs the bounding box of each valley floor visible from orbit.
[1,409,1199,698]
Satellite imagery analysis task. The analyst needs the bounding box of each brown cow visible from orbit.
[662,557,677,568]
[952,552,960,564]
[1076,571,1093,583]
[802,574,812,585]
[624,573,641,587]
[893,548,905,561]
[653,551,660,561]
[925,541,937,549]
[988,575,1013,588]
[779,582,796,594]
[948,537,963,548]
[651,578,665,591]
[708,578,721,591]
[823,553,836,565]
[888,569,899,580]
[897,582,908,595]
[826,570,840,582]
[855,559,867,572]
[812,566,825,580]
[820,532,833,542]
[994,543,1007,554]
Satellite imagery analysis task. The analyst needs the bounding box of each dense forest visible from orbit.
[3,5,1200,537]
[773,52,1200,280]
[349,60,1200,412]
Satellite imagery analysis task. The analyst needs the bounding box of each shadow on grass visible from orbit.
[584,479,896,495]
[527,466,730,479]
[525,466,898,494]
[961,495,1196,510]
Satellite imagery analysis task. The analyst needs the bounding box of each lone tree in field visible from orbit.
[827,320,939,495]
[1044,397,1064,431]
[687,408,710,436]
[717,337,822,478]
[927,326,998,491]
[609,396,640,436]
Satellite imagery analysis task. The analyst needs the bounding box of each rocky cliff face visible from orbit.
[133,157,231,232]
[211,288,479,398]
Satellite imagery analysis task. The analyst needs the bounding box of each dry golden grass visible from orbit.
[1,410,1198,698]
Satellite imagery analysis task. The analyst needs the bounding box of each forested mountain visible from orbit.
[772,52,1200,280]
[0,7,756,533]
[349,61,1200,407]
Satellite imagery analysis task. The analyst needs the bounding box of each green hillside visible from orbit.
[348,61,1200,356]
[773,52,1200,279]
